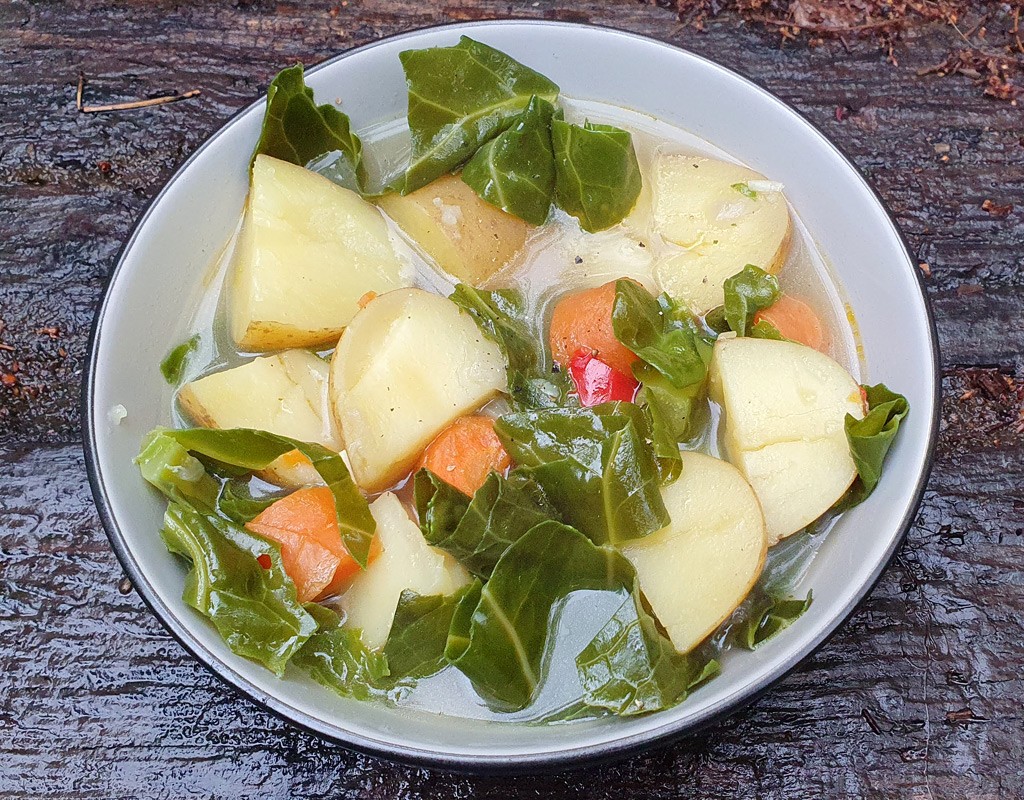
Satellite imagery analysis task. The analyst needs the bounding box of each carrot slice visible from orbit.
[549,280,640,376]
[417,415,511,497]
[246,486,381,602]
[754,294,829,352]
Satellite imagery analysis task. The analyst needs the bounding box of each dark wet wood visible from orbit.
[1,2,1022,797]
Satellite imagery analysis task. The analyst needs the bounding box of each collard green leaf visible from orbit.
[749,318,788,341]
[161,501,317,676]
[444,579,483,662]
[845,384,910,497]
[137,428,375,567]
[577,594,719,715]
[552,119,641,232]
[415,468,558,578]
[735,591,813,650]
[635,363,706,481]
[452,521,636,710]
[495,404,668,545]
[216,479,286,525]
[610,283,712,476]
[400,36,559,193]
[612,281,712,390]
[413,468,472,544]
[252,64,365,191]
[722,264,780,336]
[382,585,476,681]
[160,334,199,385]
[449,284,570,409]
[462,95,558,225]
[292,604,390,699]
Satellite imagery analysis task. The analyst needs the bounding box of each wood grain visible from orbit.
[1,1,1022,797]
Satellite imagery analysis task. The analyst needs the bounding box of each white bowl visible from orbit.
[84,21,939,772]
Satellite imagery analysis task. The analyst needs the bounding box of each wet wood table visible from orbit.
[2,2,1022,797]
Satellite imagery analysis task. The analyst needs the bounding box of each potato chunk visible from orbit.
[651,155,791,313]
[230,155,409,351]
[620,451,767,654]
[178,349,340,487]
[378,173,530,285]
[330,288,506,491]
[339,492,471,650]
[709,335,864,544]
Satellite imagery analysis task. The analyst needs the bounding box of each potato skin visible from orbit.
[378,173,531,286]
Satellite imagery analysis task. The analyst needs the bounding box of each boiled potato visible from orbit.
[178,349,339,487]
[652,155,791,313]
[230,155,409,351]
[330,288,506,491]
[709,335,864,544]
[620,452,767,654]
[339,492,472,650]
[378,173,530,285]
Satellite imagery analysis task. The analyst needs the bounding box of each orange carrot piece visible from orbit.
[247,486,380,602]
[549,280,640,376]
[417,416,512,497]
[754,294,829,352]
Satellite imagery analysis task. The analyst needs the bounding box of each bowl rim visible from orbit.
[82,18,941,774]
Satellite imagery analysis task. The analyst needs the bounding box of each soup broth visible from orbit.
[169,98,862,722]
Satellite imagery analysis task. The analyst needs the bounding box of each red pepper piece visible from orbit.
[257,553,273,570]
[568,349,639,406]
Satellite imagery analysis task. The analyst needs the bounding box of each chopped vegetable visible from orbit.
[496,403,668,545]
[723,264,781,337]
[753,294,828,352]
[549,280,640,376]
[417,415,512,497]
[399,36,559,193]
[461,95,558,225]
[843,384,911,499]
[567,349,639,406]
[414,467,556,579]
[246,486,382,602]
[552,119,642,232]
[160,334,200,384]
[251,64,365,191]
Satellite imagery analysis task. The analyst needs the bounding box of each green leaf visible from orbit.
[292,604,390,699]
[444,579,482,662]
[160,334,200,385]
[635,363,706,480]
[414,468,557,578]
[731,181,758,200]
[749,318,788,341]
[383,586,474,681]
[722,265,780,336]
[611,283,712,476]
[552,119,641,232]
[137,428,375,567]
[216,479,286,525]
[451,521,637,710]
[577,594,720,715]
[462,95,557,225]
[612,281,713,390]
[400,36,559,193]
[735,591,813,650]
[252,64,365,191]
[413,468,472,542]
[845,384,910,498]
[449,284,570,409]
[495,404,668,545]
[160,501,317,676]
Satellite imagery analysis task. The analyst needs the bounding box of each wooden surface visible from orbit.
[2,2,1023,797]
